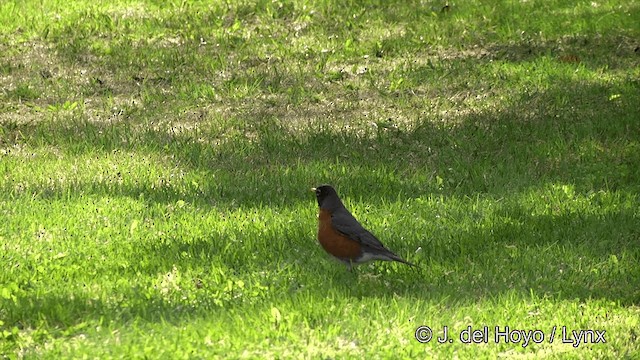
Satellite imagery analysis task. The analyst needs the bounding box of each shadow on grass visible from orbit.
[3,72,638,205]
[2,45,639,340]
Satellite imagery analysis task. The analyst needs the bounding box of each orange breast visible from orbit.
[317,209,362,260]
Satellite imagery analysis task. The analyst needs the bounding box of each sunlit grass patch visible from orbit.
[1,0,639,358]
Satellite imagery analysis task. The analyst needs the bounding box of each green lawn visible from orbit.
[1,0,639,358]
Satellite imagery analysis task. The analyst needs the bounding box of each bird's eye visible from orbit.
[315,189,321,196]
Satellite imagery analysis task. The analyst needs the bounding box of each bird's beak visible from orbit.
[310,187,317,192]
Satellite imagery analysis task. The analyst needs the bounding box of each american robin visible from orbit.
[312,185,416,271]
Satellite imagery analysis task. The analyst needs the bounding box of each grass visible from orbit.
[1,0,639,358]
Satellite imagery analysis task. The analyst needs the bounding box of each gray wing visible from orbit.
[332,208,416,266]
[330,208,387,251]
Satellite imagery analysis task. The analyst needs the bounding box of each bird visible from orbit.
[311,185,416,271]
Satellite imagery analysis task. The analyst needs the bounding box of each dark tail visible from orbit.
[389,253,417,267]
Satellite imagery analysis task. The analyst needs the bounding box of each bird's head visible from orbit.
[311,185,343,211]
